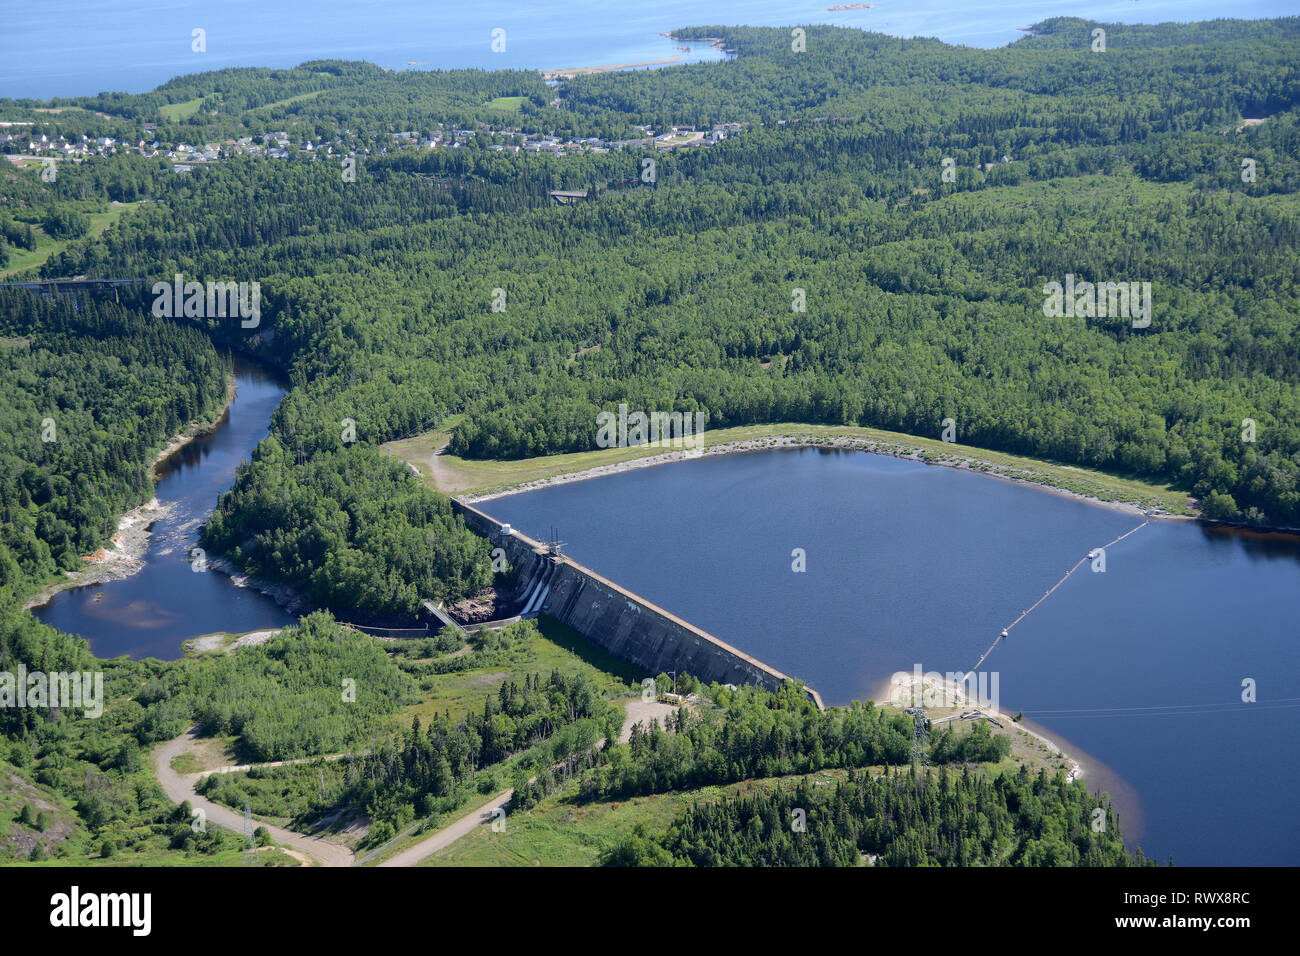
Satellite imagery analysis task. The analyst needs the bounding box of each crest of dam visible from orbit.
[448,499,824,710]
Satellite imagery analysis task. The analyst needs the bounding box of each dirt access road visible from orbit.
[152,729,355,867]
[378,698,682,866]
[377,790,515,867]
[155,700,686,867]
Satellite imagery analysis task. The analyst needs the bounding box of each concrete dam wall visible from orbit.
[451,499,824,709]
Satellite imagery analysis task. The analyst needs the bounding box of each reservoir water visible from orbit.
[485,448,1300,866]
[32,358,296,660]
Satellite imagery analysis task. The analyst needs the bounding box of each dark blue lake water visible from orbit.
[32,359,295,659]
[3,0,1289,98]
[484,448,1300,866]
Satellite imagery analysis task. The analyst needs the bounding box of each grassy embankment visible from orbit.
[384,421,1194,515]
[158,97,203,121]
[253,89,326,111]
[391,615,644,730]
[161,87,326,120]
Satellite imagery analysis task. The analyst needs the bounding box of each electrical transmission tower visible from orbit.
[905,707,929,777]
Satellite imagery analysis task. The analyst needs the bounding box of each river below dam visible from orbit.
[31,358,296,659]
[26,359,1300,864]
[484,447,1300,866]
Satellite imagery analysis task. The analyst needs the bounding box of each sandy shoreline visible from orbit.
[539,33,734,80]
[22,496,173,611]
[540,57,684,80]
[1012,721,1084,784]
[880,673,1083,783]
[462,432,1193,526]
[186,628,285,654]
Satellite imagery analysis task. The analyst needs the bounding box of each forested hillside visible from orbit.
[7,17,1300,610]
[202,442,492,616]
[4,13,1276,872]
[0,609,412,863]
[604,764,1144,867]
[0,291,228,603]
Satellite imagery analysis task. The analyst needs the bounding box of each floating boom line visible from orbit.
[965,519,1150,676]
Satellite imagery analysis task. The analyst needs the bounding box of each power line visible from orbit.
[1021,696,1300,715]
[1022,700,1300,720]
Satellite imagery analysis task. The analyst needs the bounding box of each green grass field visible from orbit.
[159,97,203,121]
[388,616,644,731]
[0,201,140,279]
[422,769,863,866]
[484,96,528,111]
[384,420,1195,514]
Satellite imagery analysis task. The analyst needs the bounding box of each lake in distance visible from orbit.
[3,0,1294,98]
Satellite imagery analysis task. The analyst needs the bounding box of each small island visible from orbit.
[827,3,873,10]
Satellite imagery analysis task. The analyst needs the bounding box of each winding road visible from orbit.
[153,699,678,867]
[152,729,356,867]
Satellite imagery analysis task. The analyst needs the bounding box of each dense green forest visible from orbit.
[603,763,1146,867]
[347,667,614,840]
[142,611,411,761]
[11,18,1295,578]
[0,291,228,602]
[201,441,492,617]
[0,15,1289,866]
[0,608,404,862]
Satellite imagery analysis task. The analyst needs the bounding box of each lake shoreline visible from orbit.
[461,433,1192,527]
[873,672,1084,783]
